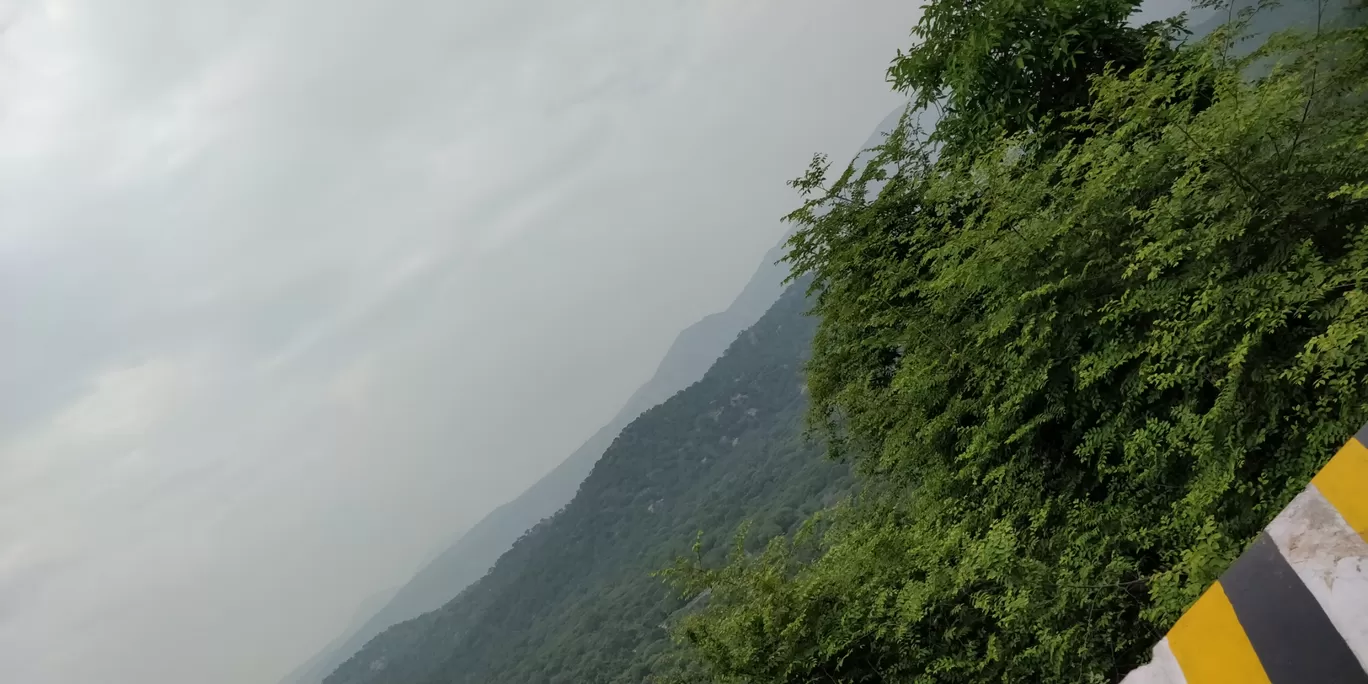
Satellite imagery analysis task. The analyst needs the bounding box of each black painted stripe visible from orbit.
[1356,421,1368,450]
[1220,532,1368,684]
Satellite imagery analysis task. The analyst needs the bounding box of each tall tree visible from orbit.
[889,0,1183,155]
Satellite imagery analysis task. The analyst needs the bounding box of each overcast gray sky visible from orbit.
[0,1,927,682]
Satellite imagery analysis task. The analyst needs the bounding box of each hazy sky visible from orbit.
[0,1,927,682]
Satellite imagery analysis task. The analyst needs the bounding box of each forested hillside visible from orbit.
[286,236,800,684]
[291,104,914,684]
[322,279,855,684]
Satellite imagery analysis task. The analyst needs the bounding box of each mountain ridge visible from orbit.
[281,104,908,684]
[279,224,793,684]
[323,276,849,684]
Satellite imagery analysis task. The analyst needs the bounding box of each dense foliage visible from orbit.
[666,2,1368,683]
[322,281,856,684]
[888,0,1181,154]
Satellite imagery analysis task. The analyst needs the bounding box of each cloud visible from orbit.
[0,0,925,682]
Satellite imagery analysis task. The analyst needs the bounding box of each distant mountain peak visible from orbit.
[281,105,913,684]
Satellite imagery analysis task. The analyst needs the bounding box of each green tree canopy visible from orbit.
[888,0,1184,155]
[668,4,1368,682]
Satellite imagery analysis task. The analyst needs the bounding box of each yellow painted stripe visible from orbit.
[1168,581,1271,684]
[1312,437,1368,544]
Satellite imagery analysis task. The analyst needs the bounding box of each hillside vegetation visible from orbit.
[287,237,797,684]
[323,280,856,684]
[666,0,1368,682]
[303,106,913,684]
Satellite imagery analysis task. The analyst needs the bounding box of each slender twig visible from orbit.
[1171,119,1272,206]
[1056,577,1149,590]
[1263,128,1286,160]
[1224,0,1245,119]
[1120,582,1167,643]
[1284,0,1326,170]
